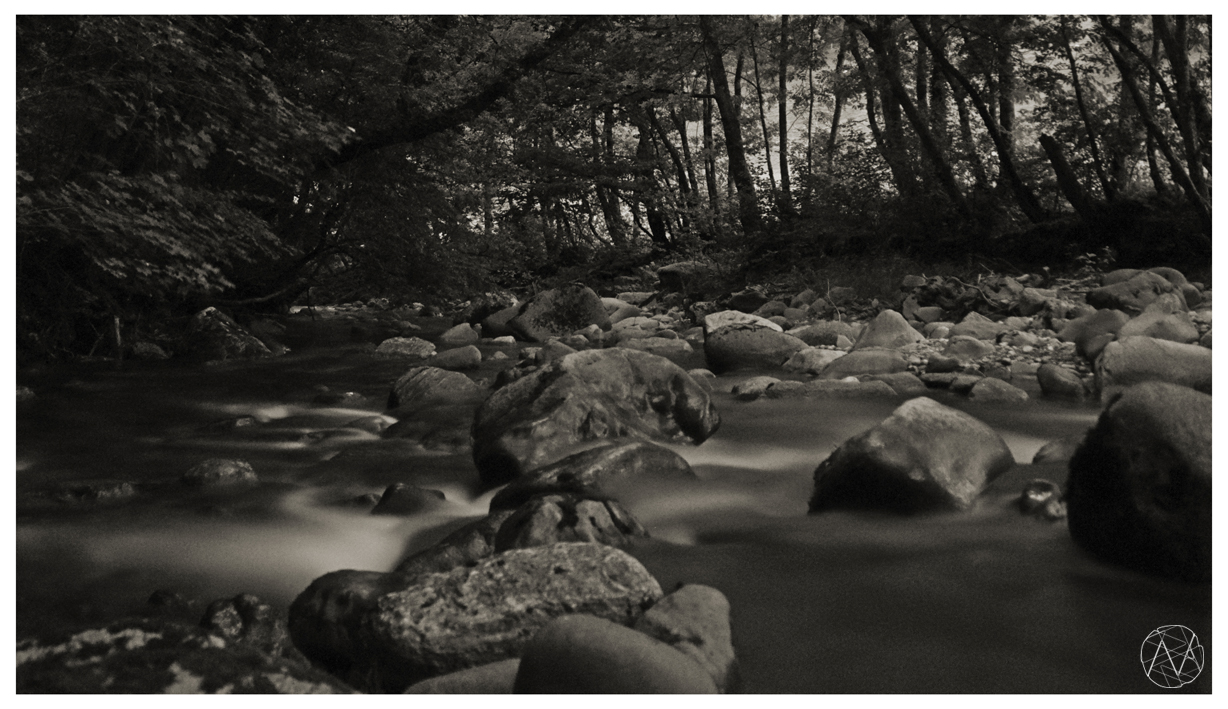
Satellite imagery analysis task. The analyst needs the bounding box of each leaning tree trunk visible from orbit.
[777,14,794,216]
[700,16,763,239]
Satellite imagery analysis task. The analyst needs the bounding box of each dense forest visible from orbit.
[15,15,1212,359]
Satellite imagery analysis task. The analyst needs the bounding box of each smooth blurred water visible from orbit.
[14,351,1211,693]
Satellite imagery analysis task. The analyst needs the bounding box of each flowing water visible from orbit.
[14,338,1212,693]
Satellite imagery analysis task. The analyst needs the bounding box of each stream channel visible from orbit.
[14,315,1212,693]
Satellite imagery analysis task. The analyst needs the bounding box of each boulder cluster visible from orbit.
[18,262,1211,692]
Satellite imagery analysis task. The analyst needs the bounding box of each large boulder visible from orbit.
[374,336,436,359]
[182,307,273,362]
[704,324,807,373]
[492,493,649,551]
[471,349,719,487]
[782,347,846,375]
[633,584,737,693]
[489,441,695,512]
[815,347,908,379]
[809,397,1014,513]
[1066,382,1211,582]
[702,310,783,334]
[1056,308,1130,361]
[1117,309,1200,344]
[395,510,517,577]
[787,320,858,346]
[290,543,663,693]
[1036,363,1089,399]
[948,311,1006,341]
[1086,271,1186,315]
[1095,336,1212,397]
[513,615,717,694]
[851,309,923,350]
[387,366,484,410]
[480,305,520,338]
[509,284,611,343]
[17,618,352,693]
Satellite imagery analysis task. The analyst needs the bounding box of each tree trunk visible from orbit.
[1040,134,1097,220]
[926,17,949,156]
[1059,17,1113,199]
[777,14,794,216]
[848,33,915,199]
[701,75,722,220]
[851,17,969,217]
[1098,21,1210,230]
[749,29,778,201]
[700,16,763,238]
[1152,15,1208,200]
[912,16,1046,222]
[826,27,849,174]
[591,111,626,246]
[1144,32,1170,198]
[951,83,988,191]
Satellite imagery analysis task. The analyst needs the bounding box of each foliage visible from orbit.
[14,15,1212,358]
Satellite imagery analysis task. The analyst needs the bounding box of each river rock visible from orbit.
[1056,308,1129,361]
[702,310,782,334]
[395,511,517,577]
[405,659,520,693]
[1117,309,1199,344]
[361,543,663,692]
[851,309,923,350]
[1032,435,1085,464]
[765,379,897,400]
[183,307,274,362]
[602,297,641,325]
[489,441,695,512]
[430,345,482,370]
[616,337,694,361]
[1066,382,1211,582]
[703,323,807,373]
[1036,363,1088,399]
[809,397,1014,513]
[864,372,928,397]
[480,305,520,338]
[1017,480,1066,521]
[386,366,484,410]
[200,593,296,659]
[182,458,257,487]
[471,349,719,486]
[782,347,846,374]
[17,618,352,693]
[787,320,857,346]
[816,347,907,379]
[1094,336,1212,397]
[374,336,436,359]
[726,287,770,313]
[967,377,1028,403]
[52,479,138,503]
[948,311,1006,341]
[513,614,717,694]
[438,323,479,344]
[370,484,447,516]
[509,284,610,343]
[493,493,649,551]
[1086,271,1186,315]
[943,335,996,362]
[633,584,736,692]
[753,300,787,318]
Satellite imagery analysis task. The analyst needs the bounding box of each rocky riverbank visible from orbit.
[16,262,1212,693]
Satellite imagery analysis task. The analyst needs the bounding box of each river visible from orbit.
[14,329,1212,693]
